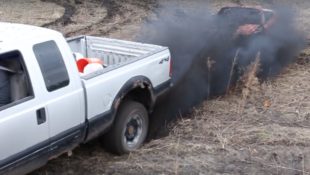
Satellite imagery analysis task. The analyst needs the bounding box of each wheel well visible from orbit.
[124,86,153,112]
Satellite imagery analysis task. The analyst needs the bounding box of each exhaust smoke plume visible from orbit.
[137,2,305,138]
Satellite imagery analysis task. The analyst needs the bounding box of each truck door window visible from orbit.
[33,40,70,92]
[0,50,34,109]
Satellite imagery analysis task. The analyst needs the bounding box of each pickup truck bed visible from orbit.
[68,36,167,75]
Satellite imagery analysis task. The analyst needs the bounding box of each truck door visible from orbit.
[0,50,49,173]
[33,40,85,155]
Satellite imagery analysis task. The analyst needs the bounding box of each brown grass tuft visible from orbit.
[238,52,261,114]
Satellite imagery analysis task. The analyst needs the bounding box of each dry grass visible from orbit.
[237,52,261,114]
[3,0,308,174]
[226,49,240,94]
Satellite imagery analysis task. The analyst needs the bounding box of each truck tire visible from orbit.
[103,100,149,155]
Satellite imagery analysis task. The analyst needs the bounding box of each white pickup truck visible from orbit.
[0,23,172,175]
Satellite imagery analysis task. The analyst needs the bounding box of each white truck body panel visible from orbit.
[83,49,170,119]
[67,36,170,119]
[40,34,86,139]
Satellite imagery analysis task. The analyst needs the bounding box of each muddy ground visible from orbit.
[1,0,310,174]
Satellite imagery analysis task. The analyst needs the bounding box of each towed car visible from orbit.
[217,6,277,46]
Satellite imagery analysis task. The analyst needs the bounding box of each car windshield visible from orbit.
[218,7,262,25]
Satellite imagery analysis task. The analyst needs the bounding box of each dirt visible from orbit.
[0,0,64,26]
[1,0,310,174]
[38,0,156,39]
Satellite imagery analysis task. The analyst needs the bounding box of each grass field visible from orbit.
[1,0,310,174]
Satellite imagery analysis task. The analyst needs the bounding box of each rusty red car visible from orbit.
[217,6,277,44]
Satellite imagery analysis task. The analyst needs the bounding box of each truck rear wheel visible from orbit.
[103,100,149,155]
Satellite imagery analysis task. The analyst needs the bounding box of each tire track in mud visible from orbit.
[66,0,158,37]
[41,0,76,27]
[40,0,157,37]
[65,0,123,37]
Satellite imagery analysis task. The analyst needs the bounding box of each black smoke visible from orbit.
[136,2,305,139]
